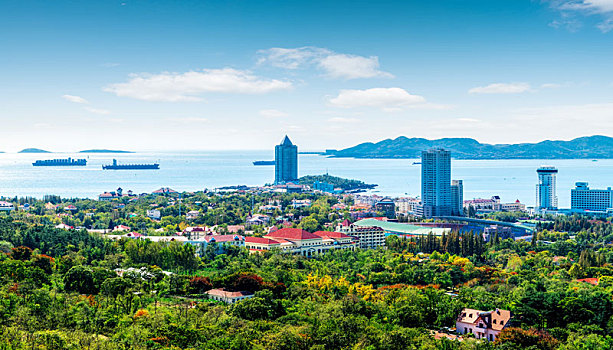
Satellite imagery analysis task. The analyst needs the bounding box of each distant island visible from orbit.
[327,135,613,159]
[299,174,377,192]
[19,148,51,153]
[79,149,134,153]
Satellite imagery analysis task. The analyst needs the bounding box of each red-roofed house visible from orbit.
[55,223,74,230]
[244,228,357,256]
[576,278,599,286]
[205,288,254,304]
[456,308,512,341]
[152,187,178,195]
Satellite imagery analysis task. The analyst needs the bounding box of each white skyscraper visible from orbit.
[536,166,558,210]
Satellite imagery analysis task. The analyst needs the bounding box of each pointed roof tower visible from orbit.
[281,135,293,146]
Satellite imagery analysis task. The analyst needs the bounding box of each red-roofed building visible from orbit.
[456,308,512,342]
[64,205,77,212]
[245,228,357,256]
[152,187,178,195]
[576,278,599,286]
[113,225,131,232]
[55,223,74,230]
[267,228,320,240]
[182,226,209,239]
[205,288,253,303]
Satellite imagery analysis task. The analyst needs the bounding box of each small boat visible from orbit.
[253,160,275,166]
[412,162,421,165]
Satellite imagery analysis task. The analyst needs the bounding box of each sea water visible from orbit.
[1,151,612,208]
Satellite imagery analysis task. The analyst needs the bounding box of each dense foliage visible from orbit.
[0,193,612,349]
[299,174,377,191]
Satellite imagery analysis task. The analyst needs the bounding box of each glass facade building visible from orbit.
[421,149,453,217]
[275,136,298,184]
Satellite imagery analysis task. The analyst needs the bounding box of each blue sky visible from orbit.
[1,0,613,151]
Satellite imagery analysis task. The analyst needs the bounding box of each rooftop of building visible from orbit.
[207,288,253,298]
[353,218,451,236]
[457,308,512,331]
[266,227,321,240]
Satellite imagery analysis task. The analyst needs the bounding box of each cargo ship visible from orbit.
[32,157,87,166]
[253,160,275,166]
[102,159,159,170]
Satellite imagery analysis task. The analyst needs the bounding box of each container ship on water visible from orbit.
[253,160,275,166]
[32,158,87,166]
[102,159,159,170]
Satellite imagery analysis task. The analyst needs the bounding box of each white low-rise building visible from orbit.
[206,288,254,304]
[147,209,161,220]
[336,220,386,249]
[0,201,15,212]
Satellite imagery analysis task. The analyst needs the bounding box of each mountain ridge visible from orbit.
[327,135,613,159]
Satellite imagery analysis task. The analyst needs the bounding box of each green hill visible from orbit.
[328,135,613,159]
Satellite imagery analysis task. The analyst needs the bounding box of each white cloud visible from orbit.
[62,95,89,104]
[257,47,327,69]
[257,47,393,79]
[84,107,111,115]
[328,88,428,111]
[104,68,292,102]
[468,82,531,94]
[328,117,359,123]
[259,109,289,118]
[549,1,613,32]
[557,0,613,13]
[457,118,480,123]
[318,54,394,79]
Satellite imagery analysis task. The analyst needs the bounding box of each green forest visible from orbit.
[0,192,612,349]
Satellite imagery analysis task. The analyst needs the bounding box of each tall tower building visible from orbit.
[421,149,453,217]
[451,179,464,216]
[275,135,298,184]
[536,166,558,210]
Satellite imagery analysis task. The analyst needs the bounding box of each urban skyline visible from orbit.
[3,2,613,348]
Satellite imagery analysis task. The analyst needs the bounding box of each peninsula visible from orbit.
[299,174,377,192]
[327,135,613,160]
